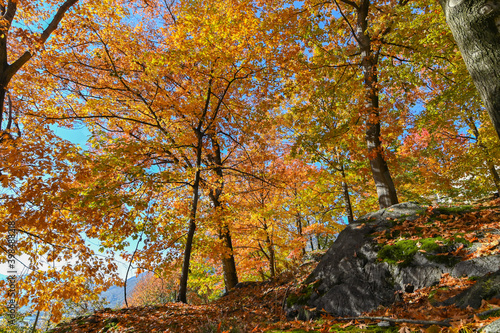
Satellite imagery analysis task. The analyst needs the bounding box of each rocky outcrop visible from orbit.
[285,202,500,320]
[440,270,500,309]
[481,318,500,333]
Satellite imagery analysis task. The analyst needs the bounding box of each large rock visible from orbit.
[285,202,500,320]
[481,318,500,333]
[440,270,500,309]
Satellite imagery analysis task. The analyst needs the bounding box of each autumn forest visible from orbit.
[1,0,499,331]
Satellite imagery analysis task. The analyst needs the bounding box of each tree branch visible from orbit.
[7,0,79,82]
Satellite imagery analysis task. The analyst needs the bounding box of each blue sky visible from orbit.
[50,125,91,147]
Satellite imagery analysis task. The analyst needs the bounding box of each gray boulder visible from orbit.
[285,202,500,320]
[481,319,500,333]
[440,270,500,309]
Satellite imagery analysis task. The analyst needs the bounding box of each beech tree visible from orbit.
[285,0,413,209]
[438,0,500,139]
[32,0,292,303]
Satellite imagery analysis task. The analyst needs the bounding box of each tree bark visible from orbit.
[295,212,306,255]
[219,224,238,290]
[464,113,500,193]
[207,133,238,291]
[209,191,239,291]
[267,234,276,278]
[438,0,500,139]
[340,164,354,224]
[260,219,276,278]
[177,131,202,303]
[356,0,399,208]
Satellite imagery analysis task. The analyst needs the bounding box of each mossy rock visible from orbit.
[441,270,500,309]
[432,205,475,215]
[377,237,466,267]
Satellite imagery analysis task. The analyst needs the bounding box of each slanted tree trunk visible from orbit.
[438,0,500,139]
[355,0,399,208]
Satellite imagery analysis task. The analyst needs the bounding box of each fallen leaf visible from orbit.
[425,325,441,333]
[399,326,412,333]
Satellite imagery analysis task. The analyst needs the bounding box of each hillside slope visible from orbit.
[47,200,500,333]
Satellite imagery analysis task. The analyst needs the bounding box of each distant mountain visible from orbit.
[0,272,145,324]
[0,273,145,310]
[100,273,146,309]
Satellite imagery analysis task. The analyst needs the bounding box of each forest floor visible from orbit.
[48,199,500,333]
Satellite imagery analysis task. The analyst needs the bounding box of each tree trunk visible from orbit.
[340,164,354,224]
[177,132,203,303]
[210,194,238,291]
[356,0,399,208]
[219,224,238,290]
[261,220,275,278]
[487,162,500,194]
[207,132,238,291]
[438,0,500,139]
[0,87,5,128]
[464,114,500,193]
[309,235,315,251]
[267,238,276,278]
[295,212,306,255]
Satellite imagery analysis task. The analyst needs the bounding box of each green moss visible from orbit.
[480,276,500,299]
[378,239,418,267]
[420,238,443,252]
[286,280,322,307]
[478,309,500,319]
[378,237,466,267]
[433,205,474,215]
[451,234,471,246]
[286,293,309,307]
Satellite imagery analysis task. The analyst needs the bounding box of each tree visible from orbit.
[0,131,124,323]
[282,0,419,209]
[129,272,176,307]
[33,0,290,303]
[438,0,500,139]
[328,0,400,208]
